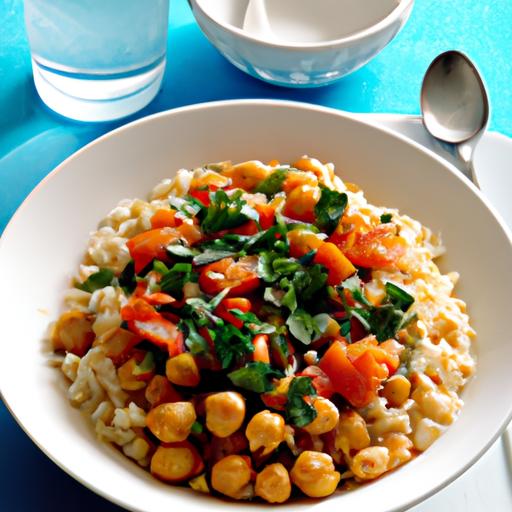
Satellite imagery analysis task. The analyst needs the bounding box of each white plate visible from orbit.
[1,100,512,512]
[359,113,512,511]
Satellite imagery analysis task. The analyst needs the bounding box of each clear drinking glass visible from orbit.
[24,0,169,122]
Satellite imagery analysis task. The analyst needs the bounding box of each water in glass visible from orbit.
[24,0,169,121]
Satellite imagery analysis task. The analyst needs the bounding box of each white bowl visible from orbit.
[1,100,512,512]
[188,0,414,87]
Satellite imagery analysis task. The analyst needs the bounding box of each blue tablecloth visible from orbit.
[1,1,511,510]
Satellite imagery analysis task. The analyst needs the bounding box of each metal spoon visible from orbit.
[420,50,490,181]
[243,0,275,40]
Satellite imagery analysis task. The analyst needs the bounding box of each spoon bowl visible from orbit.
[420,51,489,170]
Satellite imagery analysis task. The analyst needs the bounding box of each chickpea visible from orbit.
[255,463,291,504]
[150,442,204,483]
[382,375,411,408]
[145,375,182,407]
[335,410,370,454]
[290,451,340,498]
[166,353,200,387]
[51,310,94,356]
[117,357,146,391]
[205,392,245,438]
[350,446,390,480]
[303,398,339,436]
[146,402,196,443]
[245,410,285,455]
[211,455,253,500]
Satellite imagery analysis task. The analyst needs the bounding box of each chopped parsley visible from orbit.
[314,187,348,234]
[285,377,318,427]
[228,362,283,393]
[76,268,114,293]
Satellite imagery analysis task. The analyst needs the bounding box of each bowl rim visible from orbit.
[2,98,512,512]
[189,0,414,50]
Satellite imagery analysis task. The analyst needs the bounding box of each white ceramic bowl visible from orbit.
[188,0,414,87]
[1,100,512,512]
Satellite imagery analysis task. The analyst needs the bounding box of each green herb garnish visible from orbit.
[180,319,211,356]
[339,277,416,341]
[201,190,259,234]
[314,187,348,233]
[385,282,414,311]
[286,308,321,345]
[213,323,254,369]
[160,262,196,298]
[76,268,114,293]
[228,362,283,393]
[255,168,289,197]
[285,377,317,427]
[166,244,199,259]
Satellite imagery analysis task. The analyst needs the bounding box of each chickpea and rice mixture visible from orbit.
[51,157,475,502]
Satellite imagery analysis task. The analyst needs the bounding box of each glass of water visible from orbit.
[24,0,169,122]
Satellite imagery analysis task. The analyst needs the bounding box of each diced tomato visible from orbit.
[377,339,404,374]
[261,392,287,411]
[150,209,180,229]
[229,203,275,235]
[121,297,157,322]
[214,297,252,329]
[126,227,179,274]
[351,351,388,389]
[129,318,184,357]
[132,281,175,306]
[160,311,181,324]
[230,221,259,236]
[295,430,315,452]
[121,298,184,357]
[198,327,215,350]
[199,256,260,296]
[221,298,252,312]
[313,242,356,286]
[298,366,334,399]
[346,336,402,375]
[338,224,406,269]
[287,230,324,258]
[189,189,211,206]
[283,185,320,224]
[252,334,270,363]
[207,432,248,465]
[282,170,318,195]
[177,218,202,245]
[350,316,368,342]
[319,340,377,408]
[255,203,275,229]
[143,292,176,306]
